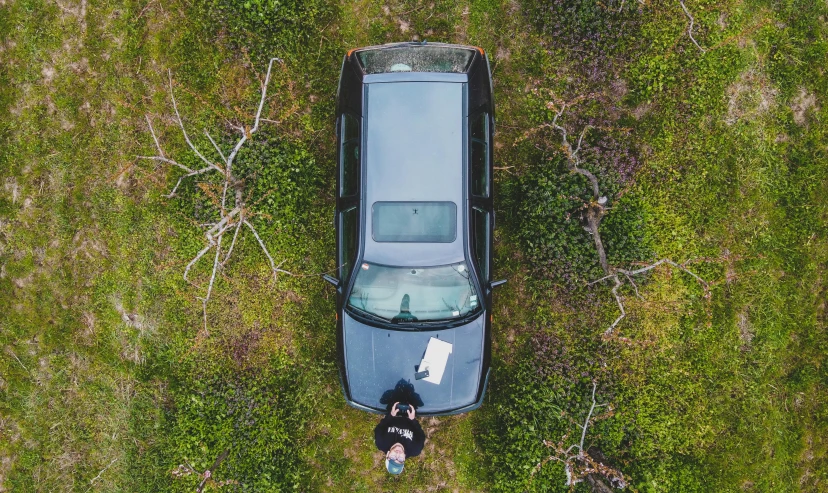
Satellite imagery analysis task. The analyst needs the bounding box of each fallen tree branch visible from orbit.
[548,101,709,336]
[140,58,291,335]
[88,457,118,488]
[679,0,706,53]
[594,258,710,335]
[535,382,627,489]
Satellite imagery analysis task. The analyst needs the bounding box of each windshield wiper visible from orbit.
[348,306,396,325]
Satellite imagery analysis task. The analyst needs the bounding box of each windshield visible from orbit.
[347,262,480,323]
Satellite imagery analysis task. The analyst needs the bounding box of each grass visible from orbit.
[1,0,826,491]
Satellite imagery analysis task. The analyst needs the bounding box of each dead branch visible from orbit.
[548,102,709,336]
[550,104,604,203]
[87,457,118,489]
[196,449,231,493]
[244,219,293,280]
[679,0,706,53]
[140,58,292,335]
[592,258,711,335]
[171,449,233,492]
[535,382,627,489]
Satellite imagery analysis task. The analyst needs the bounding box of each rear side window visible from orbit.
[339,207,358,278]
[472,207,489,280]
[470,113,489,197]
[357,46,475,74]
[372,202,456,242]
[341,114,360,197]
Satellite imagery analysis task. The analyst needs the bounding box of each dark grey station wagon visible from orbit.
[323,42,505,416]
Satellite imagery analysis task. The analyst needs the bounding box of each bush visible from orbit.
[477,330,619,491]
[199,0,336,62]
[232,129,325,236]
[159,347,324,491]
[513,133,651,287]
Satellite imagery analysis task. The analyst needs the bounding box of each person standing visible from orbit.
[374,402,425,475]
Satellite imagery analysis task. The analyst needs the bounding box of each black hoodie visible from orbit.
[374,413,426,457]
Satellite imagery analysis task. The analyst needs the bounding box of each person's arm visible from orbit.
[374,415,395,452]
[407,419,426,457]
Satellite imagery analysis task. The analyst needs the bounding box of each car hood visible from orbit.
[342,311,485,414]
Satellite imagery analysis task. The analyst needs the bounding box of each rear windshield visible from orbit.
[357,46,474,74]
[372,202,456,243]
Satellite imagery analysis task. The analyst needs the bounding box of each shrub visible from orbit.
[198,0,336,62]
[513,132,651,287]
[477,328,625,491]
[159,347,324,491]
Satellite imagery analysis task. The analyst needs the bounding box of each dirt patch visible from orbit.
[725,68,778,125]
[610,78,628,101]
[0,453,15,493]
[790,87,818,125]
[111,295,155,363]
[632,102,651,120]
[53,0,87,32]
[41,65,56,84]
[737,309,753,349]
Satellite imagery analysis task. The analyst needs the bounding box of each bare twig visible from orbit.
[7,348,29,372]
[200,232,223,335]
[221,216,245,266]
[535,382,626,489]
[88,458,118,487]
[679,0,706,53]
[244,220,294,280]
[578,382,606,455]
[205,130,228,165]
[549,102,709,336]
[140,59,289,335]
[550,104,603,201]
[168,70,224,174]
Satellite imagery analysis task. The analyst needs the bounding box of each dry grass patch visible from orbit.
[725,66,778,125]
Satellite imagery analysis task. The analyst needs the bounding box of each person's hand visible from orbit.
[391,402,400,417]
[407,405,416,420]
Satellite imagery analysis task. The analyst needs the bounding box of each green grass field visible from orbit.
[1,0,826,491]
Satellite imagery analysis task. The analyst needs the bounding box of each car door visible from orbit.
[469,110,493,291]
[337,112,361,285]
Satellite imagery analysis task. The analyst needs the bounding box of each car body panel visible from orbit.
[342,311,485,414]
[363,81,465,266]
[334,42,496,416]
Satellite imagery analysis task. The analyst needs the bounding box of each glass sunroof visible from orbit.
[372,201,456,242]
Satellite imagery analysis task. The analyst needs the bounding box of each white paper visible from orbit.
[418,337,453,385]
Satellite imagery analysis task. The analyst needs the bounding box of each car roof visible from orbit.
[361,78,467,267]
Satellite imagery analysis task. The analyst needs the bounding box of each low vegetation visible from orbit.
[1,0,825,491]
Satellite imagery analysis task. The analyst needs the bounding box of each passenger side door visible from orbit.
[469,111,493,284]
[337,112,361,283]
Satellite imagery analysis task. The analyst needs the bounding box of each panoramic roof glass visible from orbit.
[372,201,456,243]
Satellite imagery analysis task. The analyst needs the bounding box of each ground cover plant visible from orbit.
[1,0,826,491]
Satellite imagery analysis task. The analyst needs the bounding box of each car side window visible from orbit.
[339,206,358,279]
[341,113,360,197]
[470,112,489,198]
[472,207,489,281]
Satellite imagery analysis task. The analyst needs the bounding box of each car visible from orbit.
[323,42,506,416]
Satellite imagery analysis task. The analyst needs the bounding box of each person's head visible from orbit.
[385,443,406,475]
[400,294,411,313]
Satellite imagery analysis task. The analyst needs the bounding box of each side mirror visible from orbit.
[490,279,507,289]
[322,274,340,287]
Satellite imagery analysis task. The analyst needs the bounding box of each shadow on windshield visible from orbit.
[379,379,424,412]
